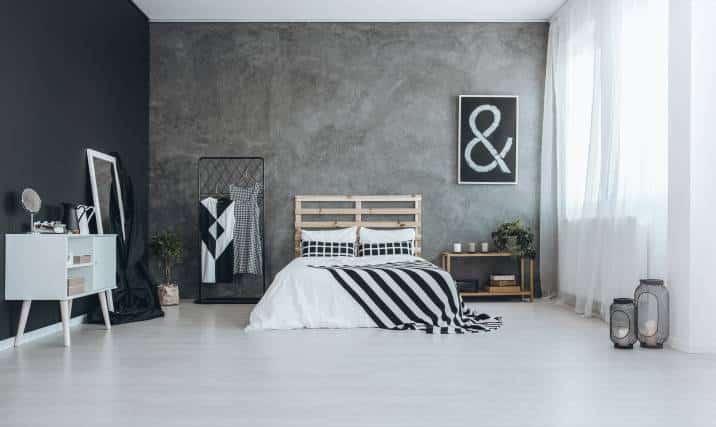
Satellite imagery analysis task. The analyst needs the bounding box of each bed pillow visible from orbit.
[358,227,416,244]
[301,226,356,243]
[358,240,415,257]
[301,241,356,257]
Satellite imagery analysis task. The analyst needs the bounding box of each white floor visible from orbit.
[1,301,715,427]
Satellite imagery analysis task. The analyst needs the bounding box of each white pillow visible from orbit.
[301,226,356,243]
[359,227,416,244]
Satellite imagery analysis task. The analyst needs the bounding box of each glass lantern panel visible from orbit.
[638,292,659,337]
[611,311,630,339]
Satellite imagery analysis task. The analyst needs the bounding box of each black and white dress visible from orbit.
[230,183,263,275]
[200,197,236,283]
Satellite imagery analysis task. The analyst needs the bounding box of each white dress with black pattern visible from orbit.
[230,183,263,275]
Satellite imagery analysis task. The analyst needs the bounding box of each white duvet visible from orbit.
[246,255,426,331]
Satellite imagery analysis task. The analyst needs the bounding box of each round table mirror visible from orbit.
[20,188,41,233]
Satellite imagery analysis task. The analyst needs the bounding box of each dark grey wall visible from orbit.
[0,1,149,340]
[149,23,547,298]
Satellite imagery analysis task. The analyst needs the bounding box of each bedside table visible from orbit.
[441,251,534,302]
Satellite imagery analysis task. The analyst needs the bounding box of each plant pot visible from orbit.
[158,283,179,306]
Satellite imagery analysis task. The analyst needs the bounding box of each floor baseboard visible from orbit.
[0,315,87,351]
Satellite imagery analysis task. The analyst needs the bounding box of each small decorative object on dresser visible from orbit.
[62,203,80,233]
[76,205,95,235]
[20,188,42,234]
[467,242,477,253]
[453,243,462,253]
[480,242,489,253]
[610,298,637,349]
[151,230,184,306]
[634,279,669,348]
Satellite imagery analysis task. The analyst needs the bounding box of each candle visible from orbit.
[453,243,462,253]
[644,320,658,336]
[481,242,489,253]
[467,242,477,253]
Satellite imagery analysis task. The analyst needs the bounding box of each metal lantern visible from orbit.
[634,279,669,348]
[610,298,637,349]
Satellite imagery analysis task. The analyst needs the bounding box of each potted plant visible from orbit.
[150,230,184,306]
[491,219,536,258]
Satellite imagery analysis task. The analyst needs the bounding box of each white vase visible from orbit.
[76,205,95,235]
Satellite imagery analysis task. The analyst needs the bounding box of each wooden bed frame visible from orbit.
[294,195,422,257]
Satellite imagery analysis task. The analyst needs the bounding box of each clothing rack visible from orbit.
[196,156,266,304]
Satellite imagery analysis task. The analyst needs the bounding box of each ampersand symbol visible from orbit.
[464,105,513,173]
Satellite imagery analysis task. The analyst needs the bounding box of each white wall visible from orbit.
[667,0,693,351]
[668,0,716,353]
[688,0,716,353]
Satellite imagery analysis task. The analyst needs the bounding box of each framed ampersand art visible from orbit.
[458,95,518,184]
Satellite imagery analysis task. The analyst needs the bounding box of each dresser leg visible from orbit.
[105,289,114,312]
[14,300,32,347]
[98,292,112,330]
[59,300,71,347]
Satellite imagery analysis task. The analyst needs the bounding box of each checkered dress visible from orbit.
[230,183,263,275]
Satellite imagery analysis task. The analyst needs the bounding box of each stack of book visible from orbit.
[72,255,92,264]
[489,274,520,293]
[67,277,85,296]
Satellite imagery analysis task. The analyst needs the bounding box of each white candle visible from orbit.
[453,243,462,253]
[467,242,477,253]
[481,242,489,253]
[644,320,658,336]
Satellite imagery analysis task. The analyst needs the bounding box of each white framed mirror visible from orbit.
[87,149,127,312]
[87,149,126,241]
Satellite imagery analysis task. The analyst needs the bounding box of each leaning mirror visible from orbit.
[87,149,126,241]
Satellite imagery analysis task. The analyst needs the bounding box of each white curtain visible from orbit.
[540,0,669,318]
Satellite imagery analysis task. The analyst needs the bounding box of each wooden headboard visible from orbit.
[294,195,422,257]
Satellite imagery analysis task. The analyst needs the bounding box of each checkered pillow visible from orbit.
[359,240,415,256]
[301,241,356,257]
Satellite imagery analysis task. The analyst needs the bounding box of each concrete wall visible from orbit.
[149,23,548,298]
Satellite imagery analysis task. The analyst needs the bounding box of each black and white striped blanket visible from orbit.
[309,260,502,334]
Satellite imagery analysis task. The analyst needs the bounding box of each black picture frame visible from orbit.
[458,95,518,184]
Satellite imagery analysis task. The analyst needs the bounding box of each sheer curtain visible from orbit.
[540,0,669,318]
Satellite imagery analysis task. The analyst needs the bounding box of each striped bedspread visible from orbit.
[310,260,502,334]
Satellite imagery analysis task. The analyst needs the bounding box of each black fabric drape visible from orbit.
[88,153,164,324]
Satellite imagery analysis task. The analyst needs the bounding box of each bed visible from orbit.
[246,195,501,334]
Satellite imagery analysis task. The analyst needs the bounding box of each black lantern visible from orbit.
[634,279,669,348]
[610,298,637,349]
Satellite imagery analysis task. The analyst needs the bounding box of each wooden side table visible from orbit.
[441,251,534,302]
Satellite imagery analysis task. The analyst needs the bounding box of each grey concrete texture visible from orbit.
[149,22,548,298]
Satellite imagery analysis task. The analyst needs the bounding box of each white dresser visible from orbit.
[5,234,116,347]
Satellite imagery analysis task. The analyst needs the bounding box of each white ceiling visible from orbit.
[133,0,565,22]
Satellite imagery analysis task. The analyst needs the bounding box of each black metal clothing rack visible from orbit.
[195,156,266,304]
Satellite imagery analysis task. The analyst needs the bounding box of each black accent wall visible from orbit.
[0,1,149,340]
